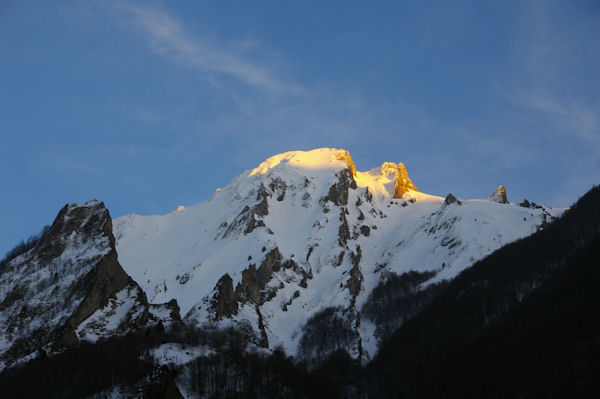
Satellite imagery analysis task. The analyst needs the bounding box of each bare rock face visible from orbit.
[444,193,462,206]
[379,162,418,198]
[359,225,371,237]
[519,199,531,208]
[222,197,269,238]
[346,247,363,298]
[62,246,131,346]
[490,185,509,204]
[234,249,282,306]
[210,274,237,320]
[0,201,179,371]
[210,247,310,321]
[234,248,307,306]
[324,168,358,207]
[338,209,351,248]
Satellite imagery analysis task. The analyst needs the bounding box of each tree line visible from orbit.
[0,225,49,269]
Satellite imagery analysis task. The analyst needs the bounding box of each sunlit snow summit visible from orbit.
[113,148,560,362]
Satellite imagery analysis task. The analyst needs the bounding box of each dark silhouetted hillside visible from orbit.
[361,186,600,398]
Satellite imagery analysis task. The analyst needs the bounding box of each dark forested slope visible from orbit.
[361,186,600,398]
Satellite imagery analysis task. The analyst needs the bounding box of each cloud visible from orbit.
[116,3,298,92]
[506,1,600,152]
[525,92,599,151]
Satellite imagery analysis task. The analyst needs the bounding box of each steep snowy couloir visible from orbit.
[113,148,562,361]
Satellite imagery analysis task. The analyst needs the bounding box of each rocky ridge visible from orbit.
[0,201,178,371]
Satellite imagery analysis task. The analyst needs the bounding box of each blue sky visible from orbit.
[1,0,599,255]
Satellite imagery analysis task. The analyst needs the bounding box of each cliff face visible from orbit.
[0,200,178,371]
[378,162,418,199]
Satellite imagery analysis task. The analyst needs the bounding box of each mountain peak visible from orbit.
[111,149,561,365]
[376,162,418,198]
[0,200,178,370]
[249,148,357,177]
[247,148,417,199]
[490,185,509,204]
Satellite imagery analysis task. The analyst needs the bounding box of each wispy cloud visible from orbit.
[524,92,599,150]
[116,3,298,92]
[506,1,600,153]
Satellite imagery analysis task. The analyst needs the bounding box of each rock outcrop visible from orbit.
[222,197,270,238]
[490,185,509,204]
[444,193,462,205]
[323,169,358,206]
[335,149,357,176]
[209,247,311,323]
[346,246,363,305]
[379,162,418,198]
[210,274,237,319]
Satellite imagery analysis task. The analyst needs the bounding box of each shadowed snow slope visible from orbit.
[113,148,562,361]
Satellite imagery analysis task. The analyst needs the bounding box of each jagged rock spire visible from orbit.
[444,193,462,205]
[379,162,418,198]
[490,185,508,204]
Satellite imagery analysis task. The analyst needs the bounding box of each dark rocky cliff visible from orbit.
[0,200,179,371]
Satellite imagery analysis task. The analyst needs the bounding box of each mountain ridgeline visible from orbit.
[0,148,596,398]
[112,148,559,362]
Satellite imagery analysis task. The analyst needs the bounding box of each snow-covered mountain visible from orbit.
[0,201,178,372]
[112,148,561,361]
